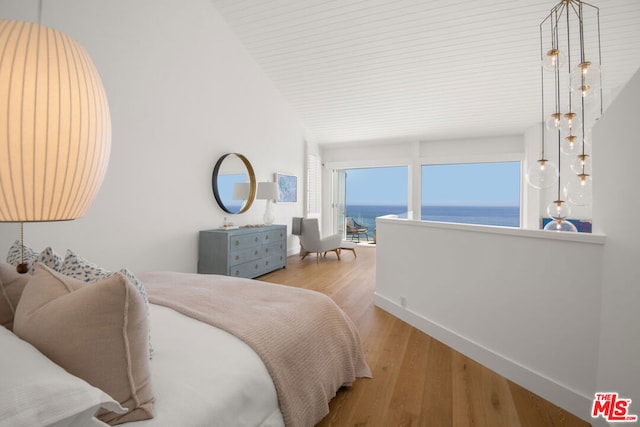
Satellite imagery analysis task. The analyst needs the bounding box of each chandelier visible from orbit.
[526,0,602,232]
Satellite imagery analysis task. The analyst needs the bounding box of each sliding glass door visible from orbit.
[334,169,347,237]
[333,166,408,240]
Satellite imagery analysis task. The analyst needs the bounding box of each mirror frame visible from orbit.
[212,153,256,214]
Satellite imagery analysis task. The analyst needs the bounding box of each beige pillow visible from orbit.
[13,263,154,425]
[0,262,30,330]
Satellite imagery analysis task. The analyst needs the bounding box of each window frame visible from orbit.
[420,159,523,228]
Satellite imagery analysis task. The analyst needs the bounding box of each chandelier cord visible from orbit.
[539,23,546,160]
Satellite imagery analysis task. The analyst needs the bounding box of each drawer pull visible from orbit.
[255,264,259,270]
[235,270,240,276]
[235,240,239,246]
[266,235,269,240]
[235,255,239,260]
[265,260,269,266]
[265,248,269,253]
[255,250,259,256]
[255,237,259,242]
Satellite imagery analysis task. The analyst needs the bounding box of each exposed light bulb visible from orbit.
[565,112,576,125]
[579,61,592,76]
[560,111,581,135]
[571,154,592,175]
[579,173,590,186]
[566,135,576,148]
[545,112,562,131]
[566,176,593,206]
[561,133,580,156]
[526,158,558,190]
[547,199,570,220]
[542,48,566,71]
[570,61,601,99]
[581,85,590,97]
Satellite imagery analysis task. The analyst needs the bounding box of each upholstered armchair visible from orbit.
[294,218,342,261]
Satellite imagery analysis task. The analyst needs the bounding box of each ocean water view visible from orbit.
[346,205,520,238]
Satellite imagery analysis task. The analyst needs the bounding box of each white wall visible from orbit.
[376,219,605,421]
[375,71,640,424]
[0,0,308,272]
[593,69,640,419]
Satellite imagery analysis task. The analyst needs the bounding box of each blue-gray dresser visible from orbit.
[198,225,287,278]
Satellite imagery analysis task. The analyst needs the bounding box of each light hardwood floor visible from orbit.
[260,245,591,427]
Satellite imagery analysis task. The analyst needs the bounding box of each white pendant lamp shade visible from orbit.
[0,20,111,222]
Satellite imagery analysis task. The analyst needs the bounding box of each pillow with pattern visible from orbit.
[33,246,63,273]
[5,241,63,273]
[6,240,38,268]
[60,249,153,358]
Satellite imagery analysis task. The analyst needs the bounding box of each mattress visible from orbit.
[134,304,285,427]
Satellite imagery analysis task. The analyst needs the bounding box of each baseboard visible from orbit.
[374,292,595,424]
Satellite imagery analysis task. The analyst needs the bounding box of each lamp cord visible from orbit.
[17,222,29,274]
[37,0,43,25]
[20,222,24,265]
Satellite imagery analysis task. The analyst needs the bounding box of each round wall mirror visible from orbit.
[212,153,256,214]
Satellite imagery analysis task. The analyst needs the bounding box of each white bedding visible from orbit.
[135,304,285,427]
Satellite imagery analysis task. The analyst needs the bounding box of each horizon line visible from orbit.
[347,203,520,208]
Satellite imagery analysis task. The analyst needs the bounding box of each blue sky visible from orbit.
[346,167,408,206]
[422,162,520,206]
[345,162,521,206]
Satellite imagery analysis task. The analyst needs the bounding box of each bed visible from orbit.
[0,255,371,427]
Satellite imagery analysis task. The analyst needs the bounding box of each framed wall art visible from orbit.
[275,173,297,203]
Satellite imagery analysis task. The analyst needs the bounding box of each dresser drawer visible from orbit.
[229,259,263,278]
[264,253,286,271]
[264,229,285,243]
[263,241,285,257]
[230,233,264,251]
[229,246,261,267]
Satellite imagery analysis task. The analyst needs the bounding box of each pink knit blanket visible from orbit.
[139,271,371,427]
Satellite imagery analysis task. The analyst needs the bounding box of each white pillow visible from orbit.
[0,326,125,427]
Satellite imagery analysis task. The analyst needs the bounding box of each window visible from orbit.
[342,166,409,239]
[421,162,520,227]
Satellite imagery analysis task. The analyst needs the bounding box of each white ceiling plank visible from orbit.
[210,0,640,144]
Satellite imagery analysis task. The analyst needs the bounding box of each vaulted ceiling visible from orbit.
[211,0,640,144]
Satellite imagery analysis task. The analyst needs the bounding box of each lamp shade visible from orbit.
[232,182,250,200]
[257,182,278,200]
[0,20,111,222]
